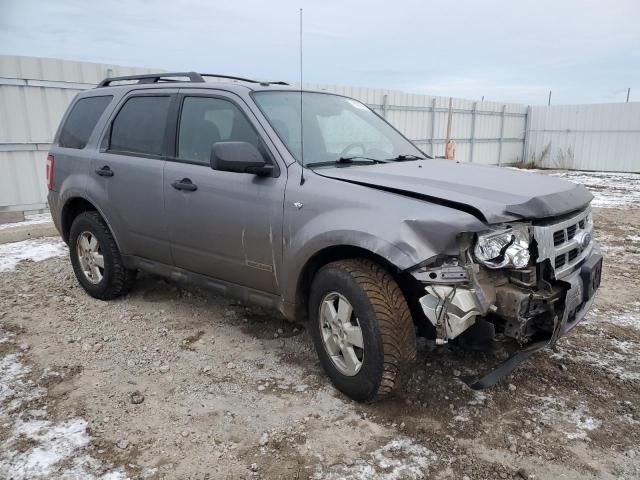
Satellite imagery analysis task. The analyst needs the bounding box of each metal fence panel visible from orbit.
[0,55,162,211]
[1,55,528,211]
[525,103,640,172]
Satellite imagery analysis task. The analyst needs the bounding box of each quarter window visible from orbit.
[178,96,262,164]
[109,96,172,156]
[58,96,113,149]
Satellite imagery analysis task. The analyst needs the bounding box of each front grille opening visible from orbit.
[578,219,585,229]
[568,248,579,262]
[567,224,577,240]
[553,230,566,246]
[555,254,567,268]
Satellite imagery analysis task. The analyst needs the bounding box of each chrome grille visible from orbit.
[553,230,565,246]
[532,207,594,279]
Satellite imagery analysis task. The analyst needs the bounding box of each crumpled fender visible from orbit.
[280,169,488,306]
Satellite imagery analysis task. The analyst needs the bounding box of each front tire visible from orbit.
[69,211,136,300]
[309,259,417,401]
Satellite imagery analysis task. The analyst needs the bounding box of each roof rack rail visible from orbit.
[200,74,289,86]
[97,71,289,88]
[97,72,205,87]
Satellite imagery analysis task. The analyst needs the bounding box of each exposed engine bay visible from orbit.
[409,206,602,356]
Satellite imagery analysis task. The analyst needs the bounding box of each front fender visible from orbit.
[280,167,488,304]
[281,227,413,301]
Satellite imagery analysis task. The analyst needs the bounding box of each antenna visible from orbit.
[299,7,305,185]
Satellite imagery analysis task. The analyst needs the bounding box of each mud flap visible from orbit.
[463,339,549,390]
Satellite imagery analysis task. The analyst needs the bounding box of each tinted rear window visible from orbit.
[109,96,172,156]
[58,96,112,149]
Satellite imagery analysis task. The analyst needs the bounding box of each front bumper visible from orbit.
[553,242,602,340]
[466,289,598,390]
[419,241,602,389]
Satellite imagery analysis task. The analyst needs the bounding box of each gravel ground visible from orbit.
[1,172,639,479]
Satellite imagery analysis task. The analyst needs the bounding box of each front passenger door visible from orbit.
[164,92,286,294]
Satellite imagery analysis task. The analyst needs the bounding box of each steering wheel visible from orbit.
[340,142,367,157]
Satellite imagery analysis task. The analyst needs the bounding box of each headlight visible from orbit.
[474,226,530,269]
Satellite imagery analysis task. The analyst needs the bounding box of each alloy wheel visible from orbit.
[318,292,365,376]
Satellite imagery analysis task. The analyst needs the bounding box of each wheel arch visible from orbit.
[291,244,425,326]
[60,197,121,252]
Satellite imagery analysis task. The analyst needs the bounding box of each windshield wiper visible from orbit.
[336,156,389,164]
[307,156,389,168]
[389,154,425,161]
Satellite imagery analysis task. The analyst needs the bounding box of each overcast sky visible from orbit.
[1,0,639,105]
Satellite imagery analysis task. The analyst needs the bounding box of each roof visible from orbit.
[92,71,301,94]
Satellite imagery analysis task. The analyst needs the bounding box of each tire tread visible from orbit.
[71,211,135,300]
[326,259,417,400]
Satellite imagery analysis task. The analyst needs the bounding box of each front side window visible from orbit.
[58,96,113,149]
[253,91,424,166]
[109,96,171,156]
[178,96,262,164]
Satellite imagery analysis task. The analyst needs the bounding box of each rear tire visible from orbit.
[309,259,417,401]
[69,211,136,300]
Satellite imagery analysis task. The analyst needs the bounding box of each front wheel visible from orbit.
[309,259,417,401]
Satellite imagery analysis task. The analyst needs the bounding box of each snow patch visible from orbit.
[0,237,67,272]
[8,418,90,477]
[0,354,46,412]
[554,330,640,381]
[313,437,437,480]
[585,304,640,330]
[508,169,640,209]
[468,390,490,406]
[0,213,52,231]
[0,328,127,479]
[547,171,640,209]
[525,395,601,441]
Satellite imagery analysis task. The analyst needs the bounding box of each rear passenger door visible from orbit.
[92,90,177,264]
[164,91,286,294]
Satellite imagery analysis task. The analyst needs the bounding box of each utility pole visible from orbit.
[548,90,552,106]
[627,88,631,103]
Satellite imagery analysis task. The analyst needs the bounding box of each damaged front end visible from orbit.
[408,206,603,388]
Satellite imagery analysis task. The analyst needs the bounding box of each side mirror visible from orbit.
[210,141,273,176]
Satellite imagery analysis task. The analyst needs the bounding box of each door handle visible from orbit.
[171,178,197,192]
[95,165,114,177]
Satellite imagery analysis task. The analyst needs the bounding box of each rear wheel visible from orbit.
[69,211,136,300]
[309,259,417,401]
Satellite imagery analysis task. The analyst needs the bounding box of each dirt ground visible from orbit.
[1,172,639,479]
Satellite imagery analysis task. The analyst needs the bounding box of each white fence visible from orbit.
[4,56,638,214]
[525,103,640,172]
[0,56,160,212]
[303,82,528,166]
[0,55,528,212]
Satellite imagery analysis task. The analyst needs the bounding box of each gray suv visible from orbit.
[47,72,602,401]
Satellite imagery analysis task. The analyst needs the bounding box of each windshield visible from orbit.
[253,91,425,166]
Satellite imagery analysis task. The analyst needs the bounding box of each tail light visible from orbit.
[46,154,54,190]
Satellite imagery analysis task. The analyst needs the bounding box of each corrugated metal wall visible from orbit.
[302,83,528,165]
[525,103,640,172]
[0,55,160,211]
[0,55,528,211]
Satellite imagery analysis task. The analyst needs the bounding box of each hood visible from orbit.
[313,159,593,224]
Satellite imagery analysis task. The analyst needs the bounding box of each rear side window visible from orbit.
[58,96,112,149]
[109,96,172,156]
